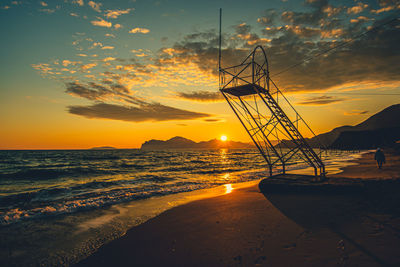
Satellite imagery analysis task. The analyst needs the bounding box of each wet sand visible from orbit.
[75,151,400,266]
[331,150,400,179]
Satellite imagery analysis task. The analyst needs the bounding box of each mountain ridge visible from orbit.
[140,136,255,150]
[308,104,400,149]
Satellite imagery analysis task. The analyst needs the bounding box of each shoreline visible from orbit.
[75,150,400,266]
[331,150,400,179]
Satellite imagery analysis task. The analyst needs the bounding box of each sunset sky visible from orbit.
[1,0,399,149]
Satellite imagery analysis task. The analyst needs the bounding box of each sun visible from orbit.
[220,135,228,142]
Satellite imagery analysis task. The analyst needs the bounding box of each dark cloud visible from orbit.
[203,118,223,122]
[378,0,400,7]
[298,95,344,105]
[157,6,400,93]
[65,82,111,100]
[68,102,212,122]
[281,0,329,26]
[176,91,224,102]
[257,9,279,26]
[344,110,369,115]
[65,81,144,105]
[156,30,250,76]
[65,75,214,123]
[110,83,129,93]
[284,25,321,38]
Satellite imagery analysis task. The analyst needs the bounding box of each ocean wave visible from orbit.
[191,167,245,174]
[80,155,121,161]
[0,182,208,225]
[0,149,365,226]
[0,167,117,181]
[0,180,126,208]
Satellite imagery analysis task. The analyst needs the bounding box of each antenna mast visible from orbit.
[218,8,222,72]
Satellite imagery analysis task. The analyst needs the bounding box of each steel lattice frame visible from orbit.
[219,46,325,177]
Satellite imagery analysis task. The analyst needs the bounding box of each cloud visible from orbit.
[31,63,53,74]
[298,96,344,105]
[105,33,115,38]
[101,46,114,50]
[129,27,150,34]
[88,1,101,12]
[91,17,112,28]
[347,3,368,14]
[257,9,278,26]
[176,91,224,102]
[322,5,342,17]
[68,102,212,122]
[344,110,369,115]
[64,80,213,123]
[280,7,322,26]
[114,24,122,29]
[80,63,97,70]
[72,0,84,6]
[371,6,397,14]
[350,16,373,23]
[65,81,136,101]
[155,10,400,94]
[105,8,132,19]
[40,1,48,7]
[65,82,111,100]
[203,118,223,122]
[62,60,72,66]
[102,57,116,62]
[92,41,103,47]
[284,25,321,38]
[40,8,56,14]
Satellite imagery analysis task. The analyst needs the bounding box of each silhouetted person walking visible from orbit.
[374,148,385,169]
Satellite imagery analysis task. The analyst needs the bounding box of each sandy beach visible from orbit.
[76,151,400,267]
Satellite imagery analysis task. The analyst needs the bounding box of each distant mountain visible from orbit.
[141,105,400,151]
[140,136,254,150]
[308,104,400,149]
[90,146,116,150]
[140,136,197,150]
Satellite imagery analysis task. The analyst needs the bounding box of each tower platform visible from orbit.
[220,84,267,97]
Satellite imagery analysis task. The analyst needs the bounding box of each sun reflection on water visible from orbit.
[223,173,230,180]
[224,184,233,194]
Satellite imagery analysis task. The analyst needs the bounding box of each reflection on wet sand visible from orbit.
[224,184,233,194]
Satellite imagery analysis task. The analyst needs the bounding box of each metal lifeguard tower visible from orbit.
[219,45,325,177]
[217,9,325,177]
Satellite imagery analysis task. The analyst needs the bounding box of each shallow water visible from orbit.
[0,148,364,266]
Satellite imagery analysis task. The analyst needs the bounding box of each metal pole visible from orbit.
[218,8,222,72]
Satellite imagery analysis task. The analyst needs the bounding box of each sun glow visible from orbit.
[220,135,228,142]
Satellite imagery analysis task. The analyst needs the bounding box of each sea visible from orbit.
[0,148,365,266]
